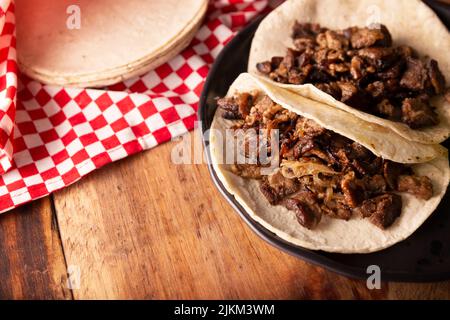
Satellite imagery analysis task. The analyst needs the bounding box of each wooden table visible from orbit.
[0,130,449,299]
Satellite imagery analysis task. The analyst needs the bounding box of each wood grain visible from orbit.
[0,198,71,299]
[52,131,450,299]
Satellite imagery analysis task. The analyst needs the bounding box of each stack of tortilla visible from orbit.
[16,0,208,87]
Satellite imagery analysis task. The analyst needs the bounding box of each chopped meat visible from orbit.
[376,99,401,120]
[446,88,450,103]
[377,61,403,80]
[400,57,428,91]
[321,199,352,220]
[231,164,262,179]
[256,23,446,130]
[357,47,395,69]
[256,61,272,74]
[315,82,341,100]
[350,56,364,80]
[401,97,438,129]
[292,22,324,40]
[317,30,349,50]
[350,24,392,49]
[427,59,446,94]
[397,175,433,200]
[217,93,252,120]
[396,45,415,59]
[221,93,434,230]
[383,161,408,190]
[366,81,385,99]
[361,174,387,195]
[356,194,402,229]
[260,171,300,205]
[337,81,370,110]
[340,172,364,208]
[283,191,322,229]
[295,116,326,138]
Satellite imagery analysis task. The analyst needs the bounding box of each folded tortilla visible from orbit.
[209,73,449,253]
[248,0,450,144]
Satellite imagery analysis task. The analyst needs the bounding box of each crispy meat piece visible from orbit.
[292,22,324,40]
[356,194,402,229]
[317,30,349,50]
[427,59,446,95]
[350,24,392,49]
[337,81,370,110]
[401,97,439,129]
[231,164,262,179]
[361,174,387,195]
[217,93,252,120]
[260,171,300,205]
[357,47,396,69]
[366,81,385,99]
[340,172,364,208]
[295,117,327,138]
[315,82,341,100]
[376,99,401,120]
[321,199,352,220]
[383,161,408,190]
[256,61,272,74]
[400,57,428,91]
[283,191,322,229]
[350,56,364,80]
[397,175,433,200]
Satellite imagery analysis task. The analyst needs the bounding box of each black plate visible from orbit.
[199,1,450,282]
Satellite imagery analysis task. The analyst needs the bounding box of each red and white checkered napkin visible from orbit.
[0,0,273,213]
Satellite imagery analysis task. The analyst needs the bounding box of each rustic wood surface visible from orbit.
[0,130,449,299]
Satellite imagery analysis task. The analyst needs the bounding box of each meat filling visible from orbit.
[218,93,434,230]
[256,23,448,129]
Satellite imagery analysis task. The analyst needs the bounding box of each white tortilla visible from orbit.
[16,0,207,87]
[209,73,450,253]
[248,0,450,144]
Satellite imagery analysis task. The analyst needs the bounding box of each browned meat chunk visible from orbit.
[383,161,409,190]
[260,171,300,205]
[295,117,326,138]
[256,61,272,74]
[315,82,341,100]
[321,199,352,220]
[366,81,385,98]
[397,175,433,200]
[427,59,446,94]
[350,24,392,49]
[283,191,322,229]
[361,174,387,195]
[357,47,395,69]
[231,164,262,179]
[350,56,364,80]
[400,57,428,91]
[356,194,402,229]
[316,30,349,50]
[340,172,364,208]
[337,82,370,110]
[292,22,324,40]
[376,99,401,120]
[217,93,252,120]
[401,97,438,129]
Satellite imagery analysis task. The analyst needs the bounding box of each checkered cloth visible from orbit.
[0,0,274,213]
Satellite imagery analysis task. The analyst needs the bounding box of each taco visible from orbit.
[248,0,450,144]
[209,73,449,253]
